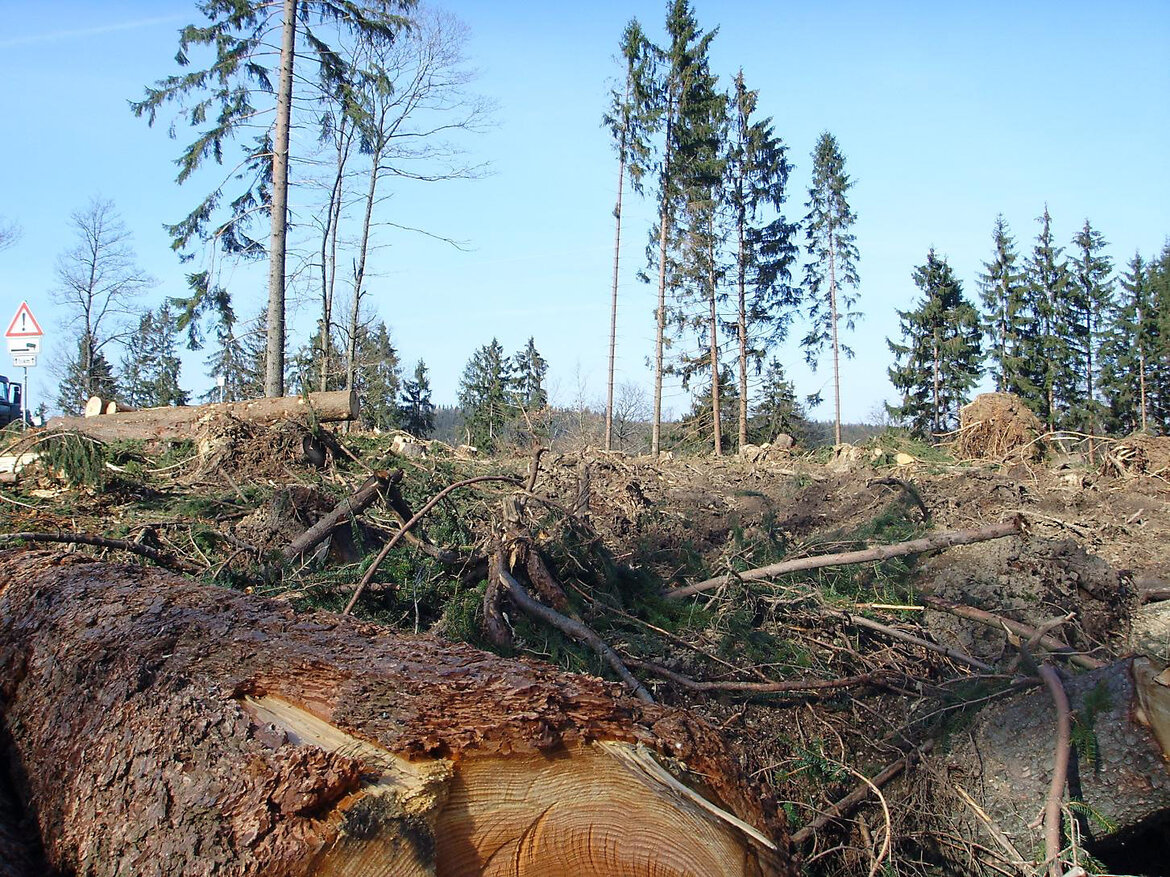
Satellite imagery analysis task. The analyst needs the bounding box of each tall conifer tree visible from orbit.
[133,1,414,396]
[398,360,435,438]
[458,339,514,450]
[1101,252,1157,433]
[603,20,656,450]
[887,249,982,437]
[725,70,798,451]
[648,0,717,457]
[977,215,1030,396]
[1021,207,1072,430]
[801,132,860,445]
[1064,219,1113,442]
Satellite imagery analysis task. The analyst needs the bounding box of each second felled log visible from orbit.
[44,389,358,442]
[0,550,792,876]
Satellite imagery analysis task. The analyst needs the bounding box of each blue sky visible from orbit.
[1,1,1167,421]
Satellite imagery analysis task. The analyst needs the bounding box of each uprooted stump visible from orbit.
[0,550,793,876]
[952,392,1044,462]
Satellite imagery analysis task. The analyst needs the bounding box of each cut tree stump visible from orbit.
[43,389,358,443]
[0,550,792,876]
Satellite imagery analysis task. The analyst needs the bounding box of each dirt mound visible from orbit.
[952,392,1043,461]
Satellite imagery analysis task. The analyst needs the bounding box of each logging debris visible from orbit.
[0,421,1168,876]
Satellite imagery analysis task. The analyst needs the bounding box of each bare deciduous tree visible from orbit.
[52,198,155,400]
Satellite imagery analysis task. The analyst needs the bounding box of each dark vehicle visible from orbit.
[0,374,24,427]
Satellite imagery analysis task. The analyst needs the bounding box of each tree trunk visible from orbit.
[651,109,675,459]
[266,0,297,398]
[605,133,627,452]
[737,197,748,451]
[937,657,1170,865]
[44,389,358,442]
[828,234,842,446]
[708,230,722,457]
[0,551,793,876]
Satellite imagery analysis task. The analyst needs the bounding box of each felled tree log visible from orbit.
[0,550,792,876]
[44,389,358,443]
[940,657,1170,863]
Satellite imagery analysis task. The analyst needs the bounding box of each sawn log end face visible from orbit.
[0,549,793,876]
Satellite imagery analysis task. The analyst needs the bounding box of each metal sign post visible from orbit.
[6,301,45,427]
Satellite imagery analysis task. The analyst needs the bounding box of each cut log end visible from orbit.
[243,694,777,876]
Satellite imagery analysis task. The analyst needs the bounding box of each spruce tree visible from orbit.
[977,215,1031,396]
[120,305,189,408]
[801,132,860,445]
[203,307,262,402]
[887,249,982,437]
[750,357,808,445]
[1149,243,1170,429]
[726,70,798,450]
[512,337,549,411]
[353,321,401,431]
[1100,252,1157,433]
[57,338,117,415]
[648,0,718,456]
[132,1,414,396]
[603,19,656,450]
[398,360,435,438]
[1020,207,1072,430]
[1064,219,1113,440]
[458,339,514,450]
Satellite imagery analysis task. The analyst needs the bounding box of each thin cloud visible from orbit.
[0,14,185,49]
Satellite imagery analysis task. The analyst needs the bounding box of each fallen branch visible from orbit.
[667,520,1021,600]
[922,596,1106,670]
[381,480,462,566]
[0,531,203,574]
[282,470,400,561]
[496,560,654,704]
[625,659,884,696]
[791,741,935,846]
[844,613,996,673]
[343,474,521,615]
[1038,665,1072,877]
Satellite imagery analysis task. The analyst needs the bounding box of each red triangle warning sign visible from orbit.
[6,302,43,338]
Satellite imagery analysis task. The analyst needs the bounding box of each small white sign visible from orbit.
[6,337,39,353]
[11,353,36,368]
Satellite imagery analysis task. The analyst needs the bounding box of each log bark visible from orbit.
[667,520,1020,599]
[0,550,792,876]
[43,390,358,443]
[940,657,1170,861]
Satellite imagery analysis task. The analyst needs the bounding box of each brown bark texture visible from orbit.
[43,390,358,443]
[0,550,792,876]
[942,657,1170,857]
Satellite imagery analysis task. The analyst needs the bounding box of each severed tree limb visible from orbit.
[383,481,462,565]
[625,658,885,696]
[282,470,400,561]
[922,596,1106,670]
[844,613,996,673]
[496,560,654,704]
[1037,664,1072,877]
[0,531,202,574]
[790,741,935,846]
[667,519,1020,599]
[343,474,521,615]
